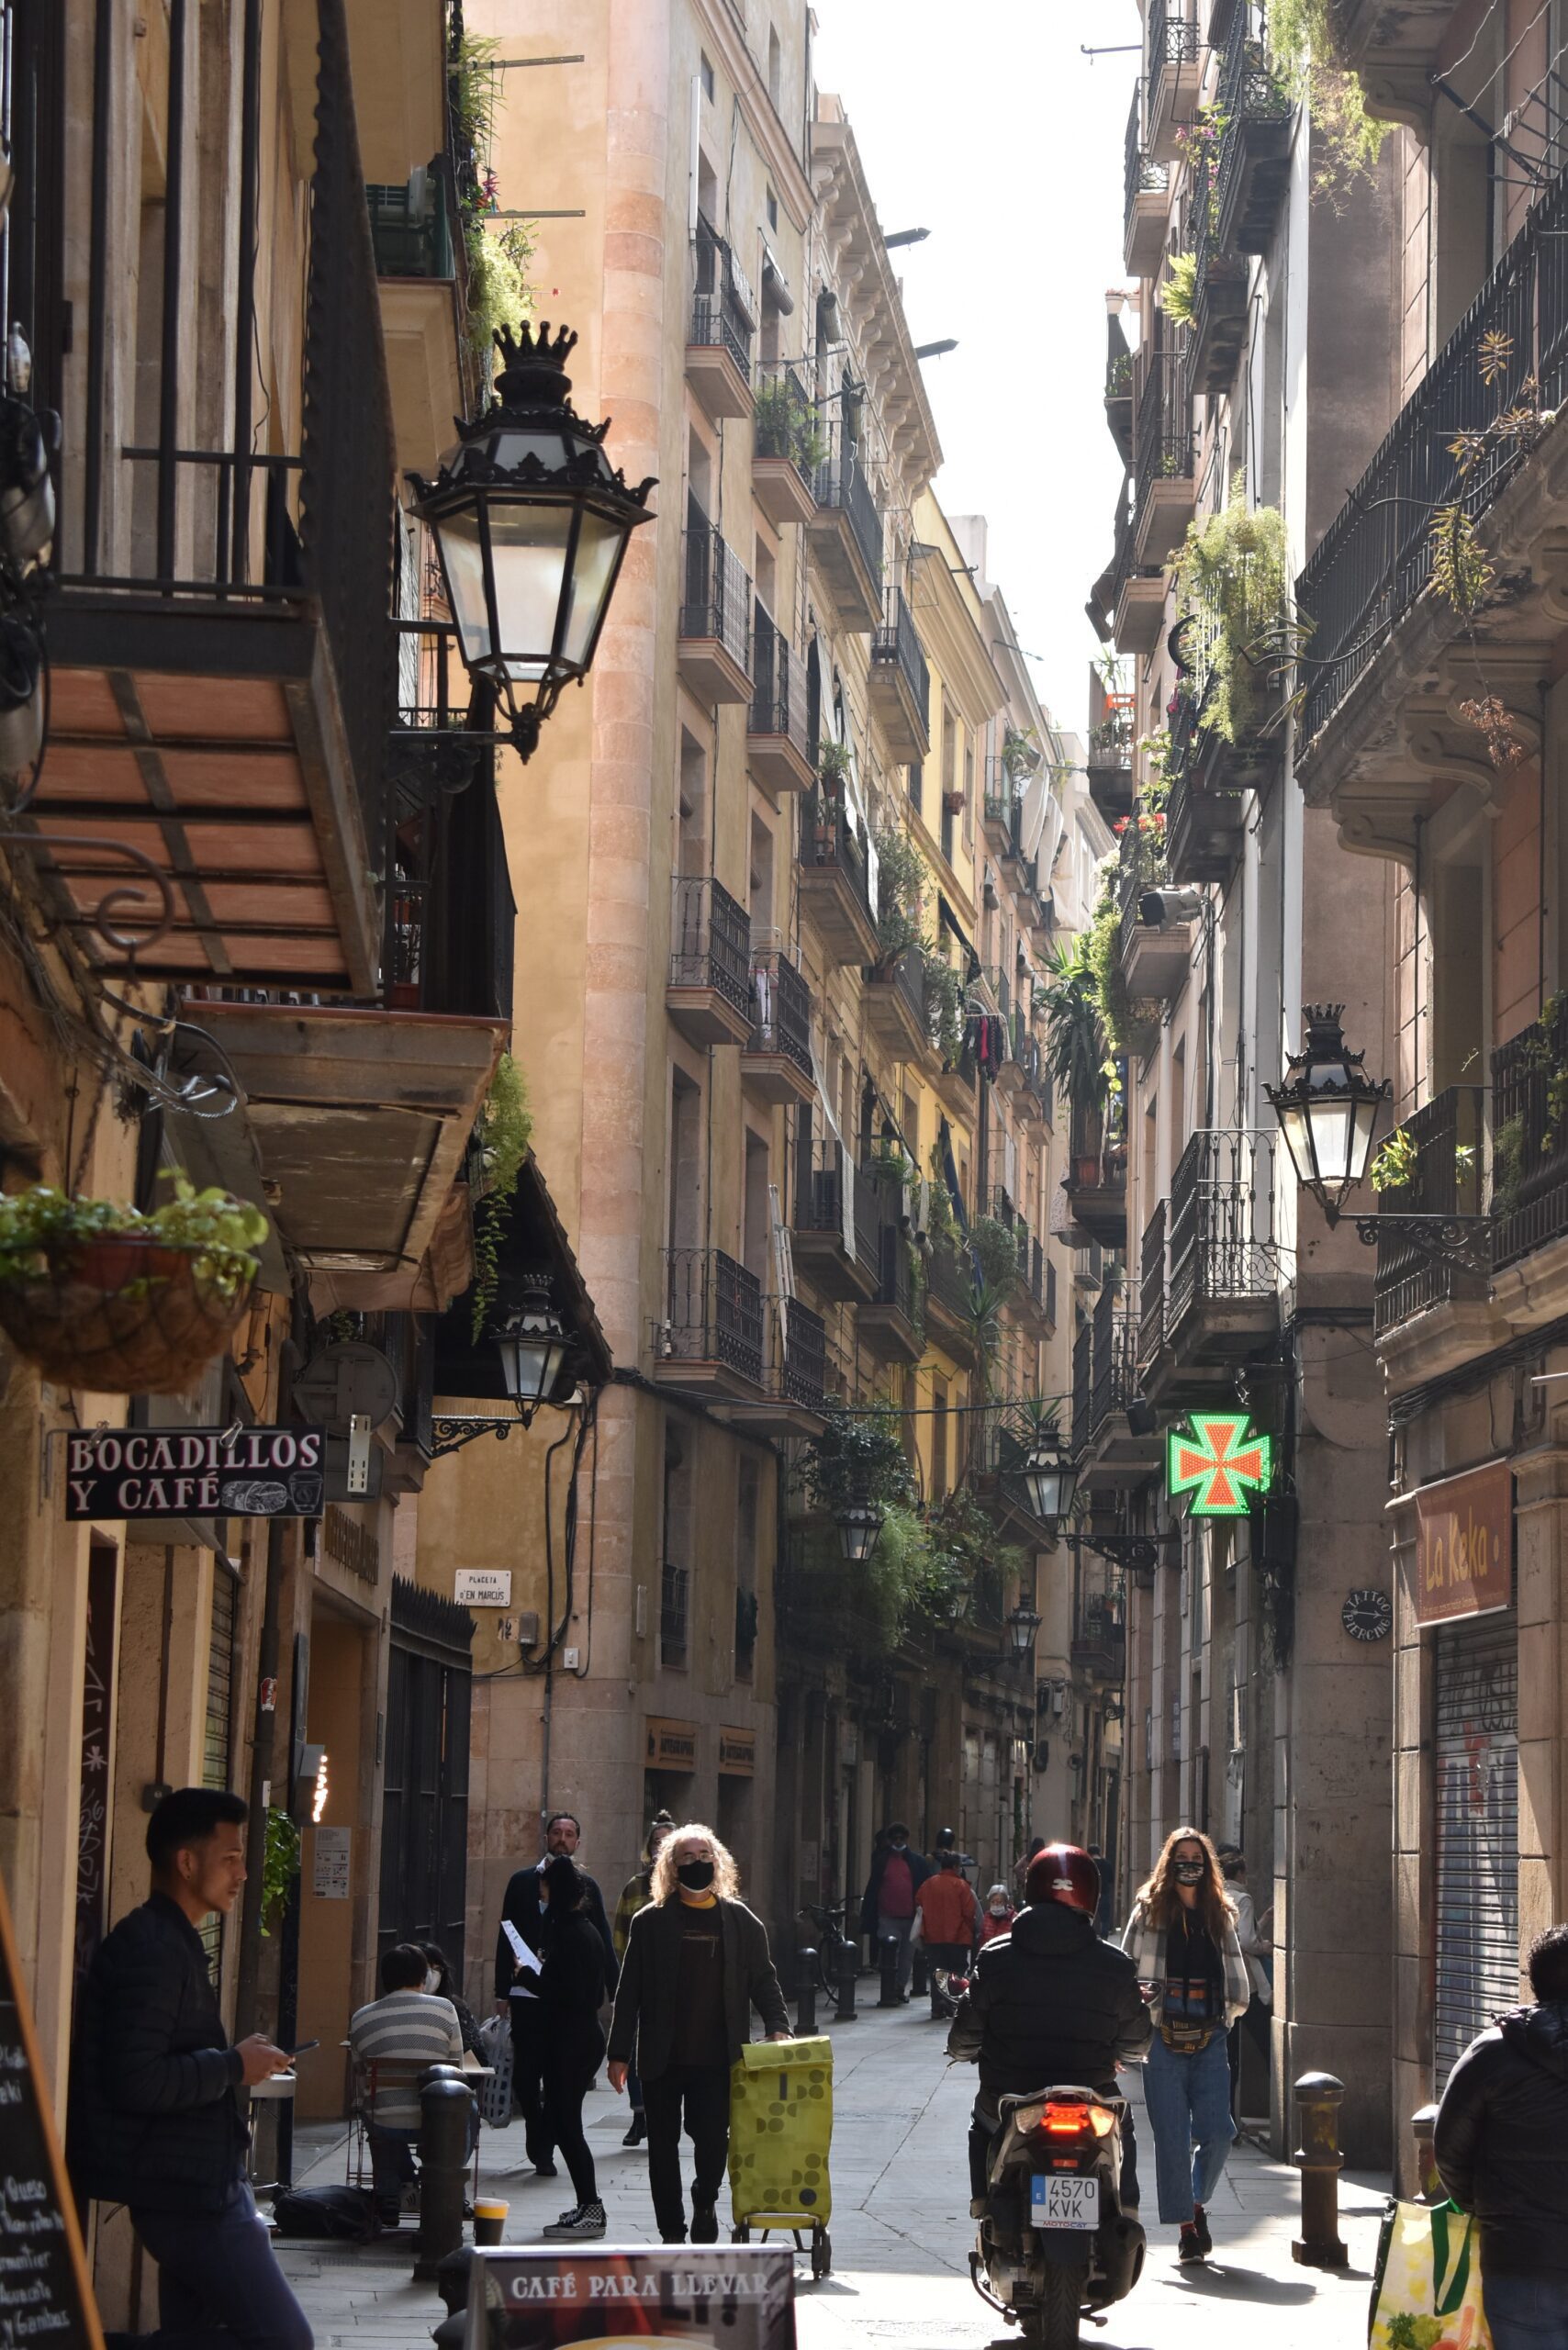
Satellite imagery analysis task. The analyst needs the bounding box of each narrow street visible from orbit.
[276,2001,1389,2350]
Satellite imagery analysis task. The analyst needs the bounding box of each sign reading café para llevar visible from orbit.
[62,1427,327,1523]
[1411,1458,1513,1628]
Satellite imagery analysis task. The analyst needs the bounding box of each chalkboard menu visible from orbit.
[0,1868,106,2350]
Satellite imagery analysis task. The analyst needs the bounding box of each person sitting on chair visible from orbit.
[350,1942,471,2226]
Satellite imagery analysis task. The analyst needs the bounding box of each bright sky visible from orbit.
[810,0,1141,738]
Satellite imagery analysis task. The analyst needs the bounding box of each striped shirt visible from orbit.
[349,1991,464,2125]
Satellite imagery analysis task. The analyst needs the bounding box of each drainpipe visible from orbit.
[234,1513,286,2038]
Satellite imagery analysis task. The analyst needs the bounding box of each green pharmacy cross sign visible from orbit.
[1166,1412,1273,1516]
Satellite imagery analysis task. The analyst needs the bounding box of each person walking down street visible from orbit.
[1434,1922,1568,2350]
[612,1811,676,2146]
[349,1944,473,2227]
[915,1848,979,2020]
[949,1843,1150,2217]
[979,1884,1015,1945]
[859,1821,931,2001]
[1123,1826,1250,2266]
[1216,1849,1271,2120]
[495,1811,618,2179]
[536,1856,610,2240]
[606,1823,790,2244]
[421,1942,483,2055]
[67,1787,312,2350]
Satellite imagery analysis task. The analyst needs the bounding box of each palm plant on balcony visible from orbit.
[1177,488,1289,743]
[1265,0,1384,203]
[1159,251,1198,329]
[1041,934,1111,1160]
[922,950,965,1067]
[754,375,827,473]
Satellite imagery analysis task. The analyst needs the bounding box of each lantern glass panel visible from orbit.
[485,503,577,682]
[561,510,624,666]
[1308,1092,1353,1185]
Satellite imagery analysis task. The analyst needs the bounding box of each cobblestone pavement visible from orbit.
[274,1998,1390,2349]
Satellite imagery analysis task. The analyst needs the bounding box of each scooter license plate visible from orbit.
[1031,2174,1098,2230]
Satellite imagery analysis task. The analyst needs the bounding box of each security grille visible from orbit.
[1434,1612,1518,2083]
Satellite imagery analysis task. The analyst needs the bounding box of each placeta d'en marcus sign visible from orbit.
[63,1427,327,1522]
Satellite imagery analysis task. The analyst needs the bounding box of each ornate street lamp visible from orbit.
[1022,1427,1079,1527]
[496,1285,571,1413]
[409,320,656,763]
[1006,1601,1042,1657]
[834,1495,885,1563]
[1265,1003,1389,1226]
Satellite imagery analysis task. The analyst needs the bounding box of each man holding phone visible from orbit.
[68,1786,311,2350]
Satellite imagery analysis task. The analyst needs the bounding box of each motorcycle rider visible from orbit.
[948,1842,1151,2217]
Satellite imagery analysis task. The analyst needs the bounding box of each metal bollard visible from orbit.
[797,1947,818,2036]
[414,2066,472,2280]
[1411,2103,1443,2203]
[834,1935,858,2023]
[1291,2071,1349,2269]
[878,1933,902,2008]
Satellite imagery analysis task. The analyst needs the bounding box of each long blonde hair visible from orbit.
[649,1821,741,1905]
[1136,1825,1236,1940]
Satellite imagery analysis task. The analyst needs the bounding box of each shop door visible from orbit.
[378,1580,473,1978]
[1434,1612,1518,2081]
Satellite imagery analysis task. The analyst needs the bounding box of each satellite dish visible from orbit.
[293,1341,399,1431]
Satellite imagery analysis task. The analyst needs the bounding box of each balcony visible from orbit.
[740,947,813,1106]
[1296,164,1568,805]
[1165,690,1250,886]
[667,875,752,1046]
[869,588,932,760]
[865,944,930,1063]
[1134,349,1195,565]
[679,505,753,703]
[1190,161,1250,395]
[799,787,879,966]
[39,11,394,996]
[1139,1131,1281,1400]
[1124,87,1172,277]
[1085,687,1136,827]
[1106,478,1168,655]
[807,433,884,632]
[1213,22,1292,257]
[1492,997,1568,1279]
[858,1227,923,1366]
[1106,350,1134,467]
[1075,1287,1155,1486]
[366,173,468,475]
[687,218,755,420]
[655,1247,765,1396]
[924,1239,981,1365]
[748,1296,828,1437]
[1148,0,1204,160]
[1063,1102,1128,1249]
[791,1139,879,1303]
[1372,1089,1490,1343]
[1119,858,1193,998]
[1071,1612,1128,1685]
[385,737,514,1021]
[747,607,813,796]
[752,364,820,531]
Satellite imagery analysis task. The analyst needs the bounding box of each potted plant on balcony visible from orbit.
[1041,934,1111,1183]
[0,1176,269,1395]
[754,375,826,475]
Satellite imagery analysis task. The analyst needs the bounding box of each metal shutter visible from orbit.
[1434,1612,1518,2083]
[199,1562,238,1975]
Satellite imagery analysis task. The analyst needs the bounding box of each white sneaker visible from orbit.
[543,2202,606,2240]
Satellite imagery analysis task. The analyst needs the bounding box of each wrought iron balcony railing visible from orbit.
[754,362,821,483]
[800,786,875,925]
[690,219,755,378]
[747,947,812,1077]
[1135,349,1193,520]
[750,604,810,751]
[680,502,752,676]
[1372,1087,1489,1337]
[661,1247,765,1385]
[1124,82,1171,239]
[872,586,932,726]
[1166,1127,1281,1337]
[670,874,751,1014]
[813,435,885,598]
[773,1295,827,1408]
[1493,998,1568,1270]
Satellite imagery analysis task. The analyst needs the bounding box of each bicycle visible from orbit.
[799,1897,861,2000]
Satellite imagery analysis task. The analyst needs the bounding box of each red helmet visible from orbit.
[1025,1841,1100,1916]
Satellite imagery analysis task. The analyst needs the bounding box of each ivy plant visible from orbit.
[470,1052,533,1340]
[261,1806,301,1938]
[1177,488,1289,744]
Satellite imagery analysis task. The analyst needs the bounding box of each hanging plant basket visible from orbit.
[0,1233,256,1394]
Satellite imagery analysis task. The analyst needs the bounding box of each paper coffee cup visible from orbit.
[473,2199,509,2246]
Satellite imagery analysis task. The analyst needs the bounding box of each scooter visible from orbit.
[969,2086,1144,2349]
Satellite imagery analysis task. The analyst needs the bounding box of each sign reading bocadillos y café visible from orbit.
[63,1427,327,1522]
[1411,1458,1512,1627]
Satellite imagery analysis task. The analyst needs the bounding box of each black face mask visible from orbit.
[1173,1861,1205,1886]
[678,1859,716,1892]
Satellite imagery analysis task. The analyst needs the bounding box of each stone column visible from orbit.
[1514,1441,1568,1961]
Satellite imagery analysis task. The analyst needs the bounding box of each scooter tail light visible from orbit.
[1040,2102,1093,2136]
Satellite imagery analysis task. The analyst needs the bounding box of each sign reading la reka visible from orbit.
[63,1427,326,1522]
[1412,1458,1512,1627]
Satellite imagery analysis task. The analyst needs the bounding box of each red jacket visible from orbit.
[980,1906,1016,1944]
[917,1868,978,1947]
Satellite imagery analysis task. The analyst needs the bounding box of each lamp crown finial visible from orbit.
[492,319,578,410]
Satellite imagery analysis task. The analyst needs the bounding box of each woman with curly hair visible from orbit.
[1122,1825,1251,2265]
[606,1823,790,2244]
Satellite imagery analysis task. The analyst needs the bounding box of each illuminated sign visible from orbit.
[1166,1412,1273,1516]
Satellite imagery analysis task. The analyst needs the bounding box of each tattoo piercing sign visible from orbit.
[1165,1411,1273,1517]
[62,1426,327,1522]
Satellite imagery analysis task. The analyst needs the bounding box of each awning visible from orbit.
[431,1152,611,1404]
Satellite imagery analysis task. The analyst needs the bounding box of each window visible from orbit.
[700,51,715,102]
[767,27,782,110]
[766,184,778,231]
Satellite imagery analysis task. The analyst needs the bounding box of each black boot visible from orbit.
[623,2109,647,2148]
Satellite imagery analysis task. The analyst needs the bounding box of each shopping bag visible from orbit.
[1368,2198,1493,2350]
[727,2035,834,2227]
[476,2009,515,2130]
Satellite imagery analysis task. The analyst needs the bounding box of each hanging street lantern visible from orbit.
[1006,1600,1042,1656]
[834,1495,885,1563]
[1265,1002,1390,1226]
[496,1283,571,1415]
[1022,1427,1079,1527]
[409,320,656,763]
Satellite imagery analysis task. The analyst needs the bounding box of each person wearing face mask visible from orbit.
[606,1823,790,2244]
[1122,1826,1251,2265]
[349,1942,471,2228]
[979,1884,1016,1944]
[536,1856,610,2240]
[494,1810,619,2179]
[420,1942,483,2054]
[859,1821,932,2002]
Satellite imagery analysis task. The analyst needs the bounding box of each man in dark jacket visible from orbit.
[949,1842,1151,2214]
[859,1823,931,2000]
[1435,1922,1568,2349]
[68,1786,308,2350]
[494,1810,618,2177]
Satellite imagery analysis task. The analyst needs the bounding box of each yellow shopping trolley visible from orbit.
[726,2034,834,2278]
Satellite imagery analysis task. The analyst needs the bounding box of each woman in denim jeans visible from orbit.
[1123,1826,1251,2266]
